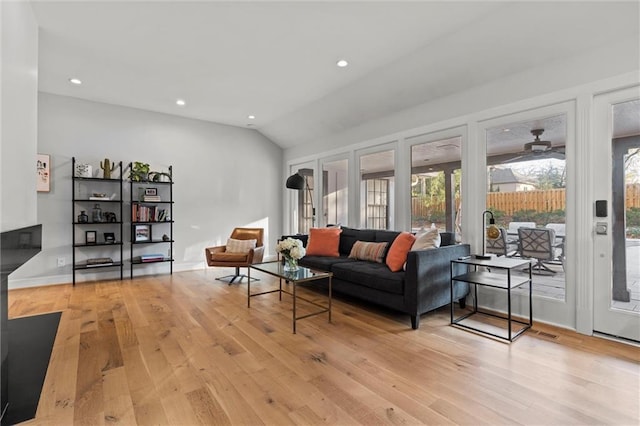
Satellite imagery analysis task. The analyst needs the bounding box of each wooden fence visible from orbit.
[412,183,640,217]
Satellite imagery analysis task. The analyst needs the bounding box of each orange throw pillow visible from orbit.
[386,232,416,272]
[305,228,342,257]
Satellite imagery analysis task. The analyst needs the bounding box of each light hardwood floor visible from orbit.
[9,269,640,425]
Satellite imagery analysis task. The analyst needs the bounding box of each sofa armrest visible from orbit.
[404,244,471,316]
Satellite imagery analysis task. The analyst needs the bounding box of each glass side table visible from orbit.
[249,261,332,334]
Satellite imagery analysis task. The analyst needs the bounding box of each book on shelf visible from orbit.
[89,196,111,201]
[86,262,113,267]
[132,204,167,222]
[143,195,161,202]
[141,254,165,261]
[132,254,166,263]
[85,257,114,266]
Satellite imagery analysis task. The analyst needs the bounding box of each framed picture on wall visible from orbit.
[134,224,151,242]
[37,154,50,192]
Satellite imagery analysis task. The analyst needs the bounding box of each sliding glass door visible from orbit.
[593,89,640,342]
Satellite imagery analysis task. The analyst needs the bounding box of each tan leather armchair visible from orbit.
[205,227,265,284]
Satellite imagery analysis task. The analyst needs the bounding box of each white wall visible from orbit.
[0,0,38,232]
[9,93,282,286]
[284,36,639,163]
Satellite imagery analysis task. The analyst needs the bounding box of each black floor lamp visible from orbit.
[286,172,316,226]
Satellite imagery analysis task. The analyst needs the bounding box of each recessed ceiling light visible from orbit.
[248,115,255,120]
[336,59,349,68]
[503,128,511,132]
[176,99,186,107]
[69,78,82,85]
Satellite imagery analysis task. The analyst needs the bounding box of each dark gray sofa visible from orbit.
[283,227,470,329]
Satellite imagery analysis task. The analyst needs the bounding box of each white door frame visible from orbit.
[592,86,640,342]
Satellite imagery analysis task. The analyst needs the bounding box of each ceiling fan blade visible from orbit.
[547,150,566,160]
[503,153,527,163]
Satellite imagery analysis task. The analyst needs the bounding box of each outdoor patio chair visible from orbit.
[507,221,536,236]
[517,227,563,274]
[486,227,517,257]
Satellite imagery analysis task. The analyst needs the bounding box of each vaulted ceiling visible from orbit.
[32,1,639,149]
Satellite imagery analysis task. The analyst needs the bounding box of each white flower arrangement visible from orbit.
[276,237,306,260]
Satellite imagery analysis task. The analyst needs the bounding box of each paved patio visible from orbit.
[611,241,640,312]
[507,240,639,312]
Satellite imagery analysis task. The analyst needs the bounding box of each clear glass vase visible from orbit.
[283,256,299,272]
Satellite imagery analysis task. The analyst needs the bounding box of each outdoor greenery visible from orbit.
[411,170,460,227]
[627,207,640,238]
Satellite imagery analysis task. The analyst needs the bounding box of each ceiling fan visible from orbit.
[525,128,558,153]
[500,128,565,163]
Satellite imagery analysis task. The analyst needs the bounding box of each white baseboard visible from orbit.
[8,260,209,289]
[7,257,279,289]
[8,274,72,289]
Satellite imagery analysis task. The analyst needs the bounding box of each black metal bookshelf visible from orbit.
[71,157,124,285]
[129,164,174,278]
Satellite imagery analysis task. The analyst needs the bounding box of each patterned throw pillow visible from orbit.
[226,238,257,254]
[348,241,388,263]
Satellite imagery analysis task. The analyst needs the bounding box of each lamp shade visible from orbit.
[285,173,305,190]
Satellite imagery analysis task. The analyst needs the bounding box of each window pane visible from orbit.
[409,136,462,233]
[295,168,314,234]
[360,150,394,229]
[486,115,567,300]
[322,159,348,226]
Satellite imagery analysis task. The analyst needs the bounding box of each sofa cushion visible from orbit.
[210,252,248,262]
[439,232,456,246]
[332,261,405,295]
[386,232,416,272]
[348,241,388,263]
[375,230,401,245]
[299,255,355,272]
[306,227,342,257]
[339,227,376,255]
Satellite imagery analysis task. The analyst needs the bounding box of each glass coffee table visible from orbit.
[248,261,332,333]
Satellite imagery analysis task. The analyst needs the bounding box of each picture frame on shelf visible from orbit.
[85,230,97,245]
[134,224,151,242]
[144,188,158,196]
[103,232,116,244]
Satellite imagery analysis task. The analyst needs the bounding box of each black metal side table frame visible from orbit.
[451,256,532,342]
